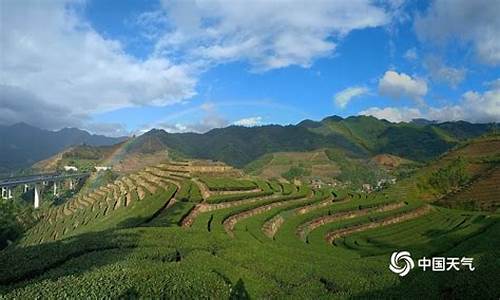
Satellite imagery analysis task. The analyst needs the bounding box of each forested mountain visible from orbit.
[130,116,496,167]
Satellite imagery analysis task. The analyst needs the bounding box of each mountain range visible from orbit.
[0,123,126,174]
[129,116,497,167]
[0,116,497,173]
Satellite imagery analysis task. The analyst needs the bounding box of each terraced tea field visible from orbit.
[0,160,499,298]
[438,166,500,211]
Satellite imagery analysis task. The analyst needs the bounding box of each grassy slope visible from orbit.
[244,150,341,180]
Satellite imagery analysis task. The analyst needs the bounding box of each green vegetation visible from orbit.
[81,169,118,194]
[0,199,33,249]
[177,180,202,202]
[132,116,494,168]
[325,148,385,187]
[243,153,273,175]
[63,145,106,160]
[206,190,273,204]
[281,165,311,181]
[199,177,257,191]
[426,157,470,195]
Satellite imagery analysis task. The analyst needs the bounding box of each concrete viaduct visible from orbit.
[0,173,89,208]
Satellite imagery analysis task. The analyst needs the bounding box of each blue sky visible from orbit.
[1,0,499,136]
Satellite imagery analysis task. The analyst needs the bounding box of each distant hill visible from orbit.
[0,123,127,173]
[33,143,125,173]
[34,138,175,175]
[132,116,496,168]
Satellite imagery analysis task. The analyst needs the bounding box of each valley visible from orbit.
[3,2,498,298]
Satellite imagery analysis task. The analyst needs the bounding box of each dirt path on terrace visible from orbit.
[180,193,285,228]
[261,195,336,239]
[192,178,211,200]
[324,205,432,243]
[296,202,406,241]
[295,196,349,215]
[212,188,262,195]
[223,195,311,237]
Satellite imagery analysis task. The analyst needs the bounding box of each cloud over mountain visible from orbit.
[0,0,196,132]
[378,71,428,103]
[362,78,500,123]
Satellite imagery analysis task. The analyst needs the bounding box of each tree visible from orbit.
[282,166,310,181]
[0,199,23,249]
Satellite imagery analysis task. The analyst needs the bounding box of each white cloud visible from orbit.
[153,102,228,133]
[415,0,500,65]
[360,107,422,122]
[404,47,417,60]
[83,122,129,137]
[431,86,500,123]
[378,70,427,102]
[488,79,500,89]
[424,56,466,88]
[150,0,390,71]
[334,86,369,108]
[233,116,263,127]
[362,79,500,123]
[417,86,500,123]
[0,1,196,132]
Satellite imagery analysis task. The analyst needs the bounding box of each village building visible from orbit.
[95,166,111,172]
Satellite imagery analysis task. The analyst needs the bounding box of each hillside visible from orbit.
[244,150,341,179]
[432,134,500,211]
[0,123,127,173]
[33,143,123,172]
[383,133,500,211]
[1,152,498,298]
[370,153,413,169]
[132,116,495,168]
[33,138,175,174]
[243,149,400,189]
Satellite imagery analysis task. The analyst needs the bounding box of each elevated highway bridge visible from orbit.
[0,172,89,208]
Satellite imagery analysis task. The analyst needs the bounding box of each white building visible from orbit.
[95,166,111,172]
[64,165,78,171]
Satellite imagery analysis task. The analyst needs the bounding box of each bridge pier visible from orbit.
[1,187,6,200]
[24,184,29,193]
[53,182,58,196]
[34,185,40,209]
[69,179,74,190]
[8,188,13,199]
